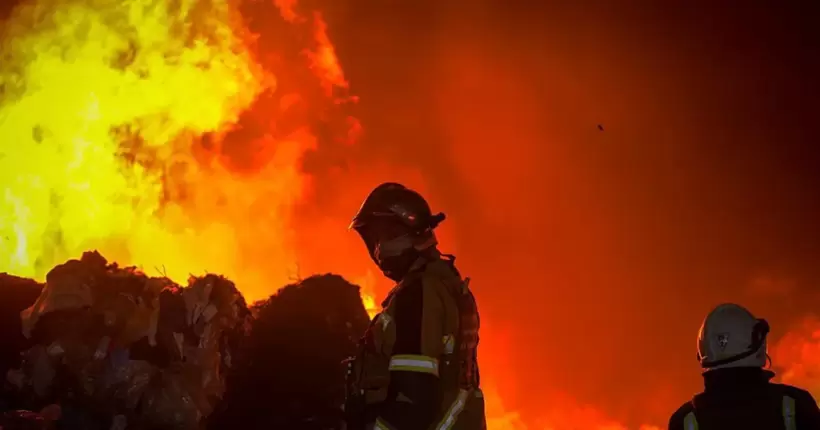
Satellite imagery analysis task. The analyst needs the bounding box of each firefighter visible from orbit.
[668,303,820,430]
[344,183,486,430]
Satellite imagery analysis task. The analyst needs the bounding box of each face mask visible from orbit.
[373,234,414,264]
[370,234,418,281]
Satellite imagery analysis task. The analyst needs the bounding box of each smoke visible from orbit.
[306,0,820,427]
[772,317,820,395]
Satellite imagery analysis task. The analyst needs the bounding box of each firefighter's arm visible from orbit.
[796,388,820,427]
[666,403,693,430]
[374,278,443,430]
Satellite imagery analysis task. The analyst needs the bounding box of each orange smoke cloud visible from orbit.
[772,317,820,396]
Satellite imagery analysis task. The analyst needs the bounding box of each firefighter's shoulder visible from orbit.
[421,258,463,291]
[387,270,443,316]
[384,273,426,323]
[770,382,819,409]
[390,273,424,302]
[667,398,695,430]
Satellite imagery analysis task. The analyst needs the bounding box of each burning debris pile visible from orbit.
[0,252,252,430]
[0,253,371,430]
[0,0,372,427]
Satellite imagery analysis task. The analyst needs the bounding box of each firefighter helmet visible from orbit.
[349,183,445,233]
[349,183,445,280]
[697,303,769,371]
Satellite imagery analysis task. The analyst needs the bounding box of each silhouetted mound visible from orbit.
[0,257,371,430]
[0,274,42,389]
[0,252,251,430]
[206,274,370,430]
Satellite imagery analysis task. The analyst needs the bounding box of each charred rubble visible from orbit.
[0,252,370,430]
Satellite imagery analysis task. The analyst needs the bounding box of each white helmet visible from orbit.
[697,303,769,371]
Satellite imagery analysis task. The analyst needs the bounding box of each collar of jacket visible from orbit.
[702,367,776,393]
[380,256,431,308]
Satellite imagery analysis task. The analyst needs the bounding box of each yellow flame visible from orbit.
[0,0,328,302]
[352,269,380,319]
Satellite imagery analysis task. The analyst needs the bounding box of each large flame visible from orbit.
[0,0,257,278]
[0,0,377,307]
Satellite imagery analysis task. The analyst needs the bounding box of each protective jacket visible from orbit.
[348,254,486,430]
[668,368,820,430]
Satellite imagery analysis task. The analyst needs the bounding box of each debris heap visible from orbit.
[1,251,251,430]
[206,274,371,430]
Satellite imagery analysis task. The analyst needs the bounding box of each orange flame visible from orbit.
[0,0,376,306]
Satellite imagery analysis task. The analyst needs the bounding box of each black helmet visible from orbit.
[349,183,445,234]
[350,183,445,280]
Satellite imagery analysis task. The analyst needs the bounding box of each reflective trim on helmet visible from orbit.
[683,411,698,430]
[388,354,439,376]
[783,395,796,430]
[435,388,471,430]
[374,417,395,430]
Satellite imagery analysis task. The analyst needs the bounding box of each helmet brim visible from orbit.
[348,219,364,231]
[348,211,401,232]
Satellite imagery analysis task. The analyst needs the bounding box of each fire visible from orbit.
[0,0,376,307]
[0,1,658,428]
[352,269,381,319]
[0,0,260,278]
[6,0,794,429]
[482,385,663,430]
[484,387,527,430]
